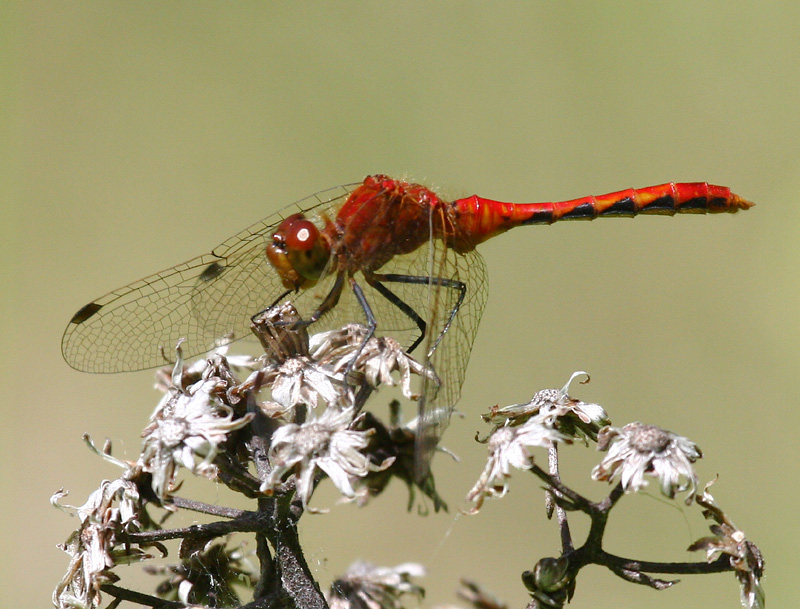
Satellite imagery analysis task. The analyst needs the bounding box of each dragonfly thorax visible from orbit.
[333,175,447,273]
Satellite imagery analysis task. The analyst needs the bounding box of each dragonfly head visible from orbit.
[266,213,331,290]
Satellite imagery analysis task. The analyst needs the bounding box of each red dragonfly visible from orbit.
[63,175,752,471]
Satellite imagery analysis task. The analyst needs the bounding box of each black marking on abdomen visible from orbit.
[560,201,597,220]
[599,196,637,217]
[521,209,558,225]
[676,196,707,211]
[640,194,677,212]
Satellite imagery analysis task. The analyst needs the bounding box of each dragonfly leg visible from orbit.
[249,288,292,323]
[364,275,427,354]
[371,273,467,355]
[307,270,347,324]
[345,278,379,381]
[249,271,347,331]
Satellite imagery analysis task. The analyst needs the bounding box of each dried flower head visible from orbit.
[591,422,702,503]
[466,414,570,513]
[52,479,157,609]
[311,325,437,399]
[689,479,765,609]
[262,407,394,511]
[250,301,310,363]
[261,356,347,413]
[309,323,374,361]
[140,345,254,501]
[482,372,610,443]
[327,561,425,609]
[250,305,348,413]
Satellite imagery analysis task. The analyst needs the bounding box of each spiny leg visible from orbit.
[369,273,466,483]
[371,272,467,355]
[251,271,347,333]
[345,278,379,385]
[307,270,347,324]
[349,278,378,341]
[364,275,427,354]
[250,288,292,324]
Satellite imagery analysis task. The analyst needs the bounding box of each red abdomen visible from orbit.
[449,182,753,252]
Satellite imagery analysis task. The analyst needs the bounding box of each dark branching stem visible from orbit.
[124,510,265,545]
[121,405,328,608]
[170,495,249,518]
[258,493,326,609]
[246,400,328,609]
[602,553,733,575]
[528,463,734,586]
[529,463,593,513]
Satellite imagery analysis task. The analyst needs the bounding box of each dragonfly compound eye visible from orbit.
[266,214,330,290]
[284,218,319,251]
[285,219,329,283]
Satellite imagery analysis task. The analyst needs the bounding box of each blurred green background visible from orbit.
[4,2,798,607]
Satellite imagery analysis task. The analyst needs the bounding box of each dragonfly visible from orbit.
[63,174,752,474]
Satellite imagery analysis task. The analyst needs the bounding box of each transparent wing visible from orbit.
[62,184,357,373]
[323,220,488,474]
[416,241,488,475]
[426,247,488,419]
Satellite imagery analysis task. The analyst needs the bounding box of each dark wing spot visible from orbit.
[70,302,103,324]
[199,261,226,282]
